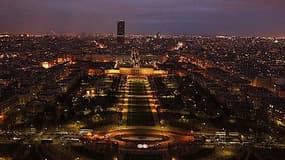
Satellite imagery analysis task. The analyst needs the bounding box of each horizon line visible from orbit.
[1,32,285,38]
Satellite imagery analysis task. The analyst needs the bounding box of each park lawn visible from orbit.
[126,80,154,126]
[127,111,154,126]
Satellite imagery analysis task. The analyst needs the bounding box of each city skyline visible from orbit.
[0,0,285,36]
[0,19,285,160]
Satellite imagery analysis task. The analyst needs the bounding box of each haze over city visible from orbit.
[1,0,285,35]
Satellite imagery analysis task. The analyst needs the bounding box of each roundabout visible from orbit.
[99,128,194,152]
[108,128,174,143]
[114,134,169,143]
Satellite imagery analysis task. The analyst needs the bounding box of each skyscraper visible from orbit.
[117,20,125,45]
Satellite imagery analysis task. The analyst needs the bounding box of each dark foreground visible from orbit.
[0,143,284,160]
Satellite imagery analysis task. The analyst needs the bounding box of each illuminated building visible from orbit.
[117,20,125,45]
[105,67,167,76]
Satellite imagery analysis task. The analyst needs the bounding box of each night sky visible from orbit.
[0,0,285,35]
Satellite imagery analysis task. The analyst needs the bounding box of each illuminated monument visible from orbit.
[106,49,167,76]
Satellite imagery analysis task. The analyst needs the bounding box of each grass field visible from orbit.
[126,80,154,126]
[128,82,146,95]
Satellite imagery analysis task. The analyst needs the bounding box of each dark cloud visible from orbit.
[0,0,284,35]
